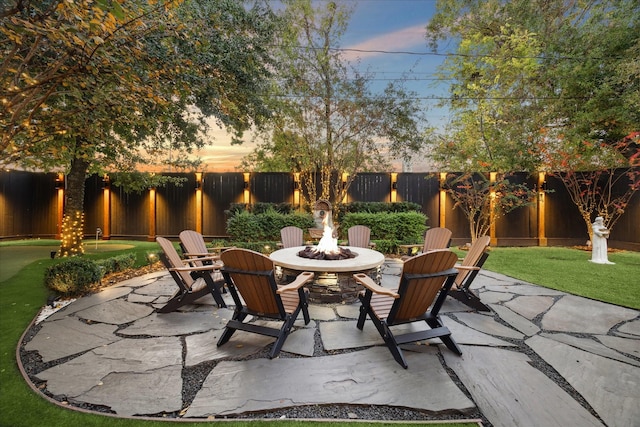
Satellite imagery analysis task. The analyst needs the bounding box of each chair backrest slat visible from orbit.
[390,249,458,322]
[179,230,209,267]
[221,248,284,316]
[348,225,371,248]
[456,235,491,286]
[280,226,304,248]
[156,236,194,287]
[423,227,452,252]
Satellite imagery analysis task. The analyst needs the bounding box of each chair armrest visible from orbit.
[170,263,222,273]
[455,265,480,272]
[353,273,399,298]
[277,271,314,293]
[181,254,220,263]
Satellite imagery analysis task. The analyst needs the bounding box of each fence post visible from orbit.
[490,172,497,246]
[102,175,111,240]
[439,173,447,228]
[148,187,156,241]
[538,172,547,246]
[195,173,203,233]
[55,173,64,239]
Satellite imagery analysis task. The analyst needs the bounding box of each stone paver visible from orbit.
[541,295,638,334]
[20,264,640,426]
[25,317,120,362]
[185,346,474,418]
[185,329,275,366]
[454,311,525,339]
[36,337,182,399]
[78,366,183,416]
[490,304,540,336]
[443,345,603,427]
[47,286,132,320]
[75,298,154,324]
[119,309,230,336]
[527,335,640,427]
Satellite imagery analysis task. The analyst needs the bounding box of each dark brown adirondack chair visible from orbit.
[347,225,376,248]
[448,235,491,311]
[353,249,462,368]
[400,227,452,260]
[218,248,314,359]
[156,237,227,312]
[279,226,304,248]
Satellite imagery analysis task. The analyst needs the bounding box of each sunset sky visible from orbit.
[197,0,447,173]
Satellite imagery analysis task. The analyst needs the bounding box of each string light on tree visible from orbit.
[59,210,85,257]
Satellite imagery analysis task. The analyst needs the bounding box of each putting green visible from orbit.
[0,242,134,283]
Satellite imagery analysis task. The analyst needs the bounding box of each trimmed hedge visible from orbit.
[336,201,422,222]
[339,211,427,243]
[44,258,102,296]
[44,253,138,296]
[227,209,315,242]
[94,253,136,276]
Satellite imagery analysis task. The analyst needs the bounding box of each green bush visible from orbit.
[44,258,103,296]
[227,202,295,216]
[340,211,427,243]
[226,210,264,241]
[370,239,400,254]
[336,201,422,222]
[227,210,314,242]
[95,253,136,275]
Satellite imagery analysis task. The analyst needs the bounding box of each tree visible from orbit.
[2,0,279,256]
[443,172,536,242]
[426,0,639,239]
[241,0,426,210]
[540,131,640,242]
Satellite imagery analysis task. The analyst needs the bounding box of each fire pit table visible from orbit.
[270,245,385,304]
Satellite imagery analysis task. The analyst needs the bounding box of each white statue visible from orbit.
[590,216,614,264]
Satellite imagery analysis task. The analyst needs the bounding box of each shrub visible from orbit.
[340,212,427,243]
[95,253,137,276]
[44,258,103,296]
[227,202,295,216]
[336,202,422,222]
[227,210,314,242]
[227,210,264,241]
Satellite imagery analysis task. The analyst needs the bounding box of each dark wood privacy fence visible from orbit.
[1,170,638,250]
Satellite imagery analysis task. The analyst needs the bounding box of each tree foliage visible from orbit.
[426,0,639,239]
[443,172,536,241]
[241,0,426,210]
[1,0,279,255]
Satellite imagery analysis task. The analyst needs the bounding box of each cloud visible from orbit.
[342,23,427,61]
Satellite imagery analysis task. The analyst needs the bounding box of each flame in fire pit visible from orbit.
[297,215,356,260]
[316,215,339,254]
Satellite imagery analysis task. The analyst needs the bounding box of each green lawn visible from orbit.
[479,246,640,310]
[0,239,479,427]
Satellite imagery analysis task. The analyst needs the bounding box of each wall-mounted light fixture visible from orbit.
[390,172,398,203]
[195,173,203,190]
[101,174,110,189]
[54,174,64,189]
[243,172,251,204]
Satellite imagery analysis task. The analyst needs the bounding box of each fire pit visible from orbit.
[270,245,384,303]
[298,246,356,260]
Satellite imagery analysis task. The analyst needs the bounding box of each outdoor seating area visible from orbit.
[19,253,640,426]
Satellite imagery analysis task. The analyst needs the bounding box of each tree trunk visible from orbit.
[58,156,90,257]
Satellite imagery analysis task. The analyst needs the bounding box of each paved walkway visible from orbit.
[21,259,640,426]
